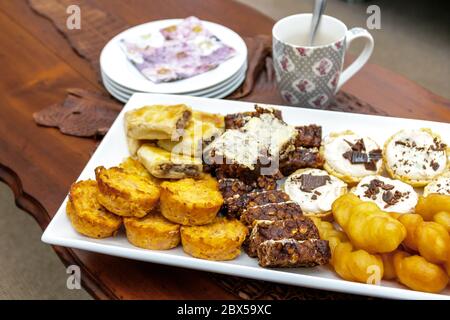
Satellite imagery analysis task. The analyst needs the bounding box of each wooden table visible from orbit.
[0,0,449,299]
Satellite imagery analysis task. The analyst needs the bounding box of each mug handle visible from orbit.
[336,27,374,91]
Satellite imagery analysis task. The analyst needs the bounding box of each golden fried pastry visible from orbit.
[352,175,418,213]
[397,214,423,251]
[283,168,347,218]
[125,104,192,140]
[424,171,450,196]
[433,211,450,232]
[137,144,203,179]
[310,216,383,283]
[309,217,348,254]
[181,217,247,260]
[380,251,397,280]
[67,180,122,238]
[160,177,223,225]
[331,193,358,229]
[397,214,450,264]
[95,166,160,218]
[124,211,180,250]
[415,194,450,221]
[322,131,383,185]
[157,110,224,158]
[389,212,401,220]
[332,241,384,284]
[393,251,448,293]
[445,257,450,277]
[332,194,406,253]
[415,221,450,264]
[384,129,448,187]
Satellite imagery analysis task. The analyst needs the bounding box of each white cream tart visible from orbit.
[323,131,383,185]
[384,129,448,187]
[423,172,450,196]
[283,168,347,217]
[352,175,418,213]
[204,113,297,170]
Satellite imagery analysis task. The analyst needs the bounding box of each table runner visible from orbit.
[33,88,122,137]
[30,0,384,116]
[30,0,378,300]
[29,0,127,75]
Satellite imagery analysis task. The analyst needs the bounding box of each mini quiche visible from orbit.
[95,166,160,218]
[124,104,192,141]
[181,217,247,261]
[124,210,180,250]
[160,177,223,225]
[352,175,418,213]
[283,168,347,218]
[384,129,448,187]
[424,171,450,196]
[67,180,122,238]
[119,156,160,184]
[322,131,383,185]
[137,144,203,179]
[157,110,224,158]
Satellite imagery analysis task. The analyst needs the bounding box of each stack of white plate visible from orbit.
[100,19,248,103]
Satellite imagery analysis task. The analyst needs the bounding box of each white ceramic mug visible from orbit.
[273,14,374,108]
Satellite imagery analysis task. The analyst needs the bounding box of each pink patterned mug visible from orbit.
[273,14,374,108]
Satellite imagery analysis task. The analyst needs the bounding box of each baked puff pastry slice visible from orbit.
[157,110,224,158]
[125,104,192,141]
[137,144,203,179]
[126,136,145,156]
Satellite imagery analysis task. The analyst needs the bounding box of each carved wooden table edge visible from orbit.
[0,162,118,300]
[4,0,448,300]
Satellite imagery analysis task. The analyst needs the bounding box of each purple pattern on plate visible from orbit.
[120,16,236,83]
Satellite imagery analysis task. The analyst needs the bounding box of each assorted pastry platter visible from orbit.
[42,93,450,300]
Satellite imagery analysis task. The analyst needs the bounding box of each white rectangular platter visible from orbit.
[42,93,450,300]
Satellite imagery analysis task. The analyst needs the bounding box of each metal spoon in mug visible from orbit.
[309,0,327,46]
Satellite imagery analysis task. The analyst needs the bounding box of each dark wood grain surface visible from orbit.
[0,0,449,299]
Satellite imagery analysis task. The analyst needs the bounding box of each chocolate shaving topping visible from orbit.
[382,190,394,204]
[363,179,407,208]
[364,161,377,171]
[298,174,331,192]
[351,152,368,164]
[395,137,446,152]
[363,179,395,199]
[395,140,407,146]
[430,138,447,152]
[382,190,407,208]
[382,184,395,190]
[368,149,382,161]
[430,160,440,171]
[344,138,366,152]
[342,139,381,171]
[342,151,352,162]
